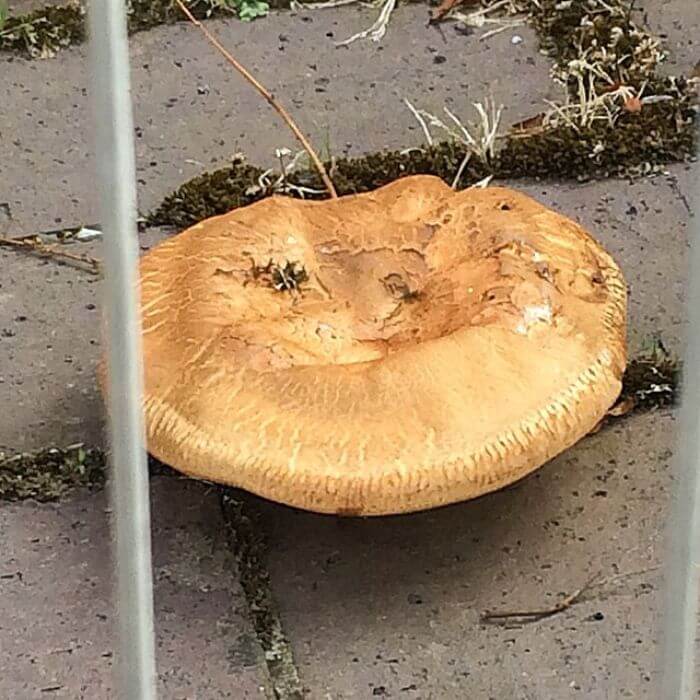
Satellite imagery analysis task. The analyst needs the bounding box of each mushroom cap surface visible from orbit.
[131,175,626,515]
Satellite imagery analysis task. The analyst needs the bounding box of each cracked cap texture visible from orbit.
[126,175,627,515]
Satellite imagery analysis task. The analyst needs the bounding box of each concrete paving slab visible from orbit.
[0,476,269,698]
[257,409,681,699]
[1,167,693,452]
[0,6,557,235]
[644,0,700,77]
[0,227,169,453]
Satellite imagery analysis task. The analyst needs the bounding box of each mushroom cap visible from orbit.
[130,175,626,515]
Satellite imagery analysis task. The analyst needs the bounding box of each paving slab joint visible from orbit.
[220,488,306,699]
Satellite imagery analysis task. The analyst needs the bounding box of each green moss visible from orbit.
[0,446,179,502]
[0,444,105,501]
[149,160,268,228]
[0,0,257,58]
[0,0,331,57]
[0,4,86,58]
[146,141,475,227]
[620,341,680,411]
[497,82,697,180]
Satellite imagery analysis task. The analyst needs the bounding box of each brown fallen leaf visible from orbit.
[429,0,478,24]
[481,573,602,625]
[607,395,636,418]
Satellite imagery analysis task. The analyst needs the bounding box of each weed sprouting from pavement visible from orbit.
[404,97,504,166]
[403,97,504,186]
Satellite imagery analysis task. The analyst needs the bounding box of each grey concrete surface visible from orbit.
[0,227,169,453]
[258,409,678,699]
[644,0,700,77]
[0,477,269,698]
[0,6,557,236]
[0,168,693,453]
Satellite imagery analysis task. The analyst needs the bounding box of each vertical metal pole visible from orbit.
[659,171,699,698]
[87,0,157,698]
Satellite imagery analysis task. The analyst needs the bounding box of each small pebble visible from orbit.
[511,35,523,45]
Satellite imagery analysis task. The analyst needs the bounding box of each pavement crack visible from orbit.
[220,488,305,700]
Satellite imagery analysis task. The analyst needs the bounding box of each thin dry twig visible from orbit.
[600,565,660,587]
[174,0,338,199]
[481,572,602,624]
[481,566,660,625]
[0,235,101,274]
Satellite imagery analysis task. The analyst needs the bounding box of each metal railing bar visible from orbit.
[87,0,158,697]
[659,167,699,698]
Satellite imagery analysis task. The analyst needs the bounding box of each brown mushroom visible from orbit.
[116,175,627,516]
